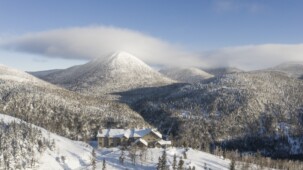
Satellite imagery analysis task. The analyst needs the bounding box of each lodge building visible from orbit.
[97,128,171,148]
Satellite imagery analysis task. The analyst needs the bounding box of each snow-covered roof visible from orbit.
[134,138,148,146]
[150,129,162,138]
[97,128,162,139]
[157,140,172,145]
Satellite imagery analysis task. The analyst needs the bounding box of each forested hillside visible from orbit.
[126,71,303,158]
[0,65,148,140]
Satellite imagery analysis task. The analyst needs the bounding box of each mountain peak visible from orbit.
[103,51,151,71]
[32,52,175,95]
[108,51,143,62]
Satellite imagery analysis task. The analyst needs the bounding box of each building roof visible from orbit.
[97,128,162,139]
[134,138,148,146]
[150,129,162,138]
[157,140,172,145]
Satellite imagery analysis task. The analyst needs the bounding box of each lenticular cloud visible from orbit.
[0,26,203,67]
[1,26,303,70]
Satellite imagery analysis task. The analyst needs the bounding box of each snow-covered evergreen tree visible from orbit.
[91,149,96,170]
[102,158,106,170]
[0,118,53,169]
[172,154,177,170]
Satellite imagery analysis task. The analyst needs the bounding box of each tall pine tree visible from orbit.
[177,157,184,170]
[102,158,106,170]
[172,154,177,170]
[91,149,96,170]
[119,148,125,165]
[230,157,236,170]
[161,150,167,170]
[157,157,162,170]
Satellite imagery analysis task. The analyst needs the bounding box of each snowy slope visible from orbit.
[160,67,214,84]
[0,113,93,170]
[32,51,175,96]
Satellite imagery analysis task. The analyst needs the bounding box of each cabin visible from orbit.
[97,128,171,148]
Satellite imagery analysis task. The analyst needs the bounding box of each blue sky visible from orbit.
[0,0,303,71]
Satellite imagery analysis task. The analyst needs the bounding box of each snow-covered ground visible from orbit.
[80,146,230,170]
[39,138,92,170]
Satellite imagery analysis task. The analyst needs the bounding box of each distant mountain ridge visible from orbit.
[31,51,175,96]
[29,69,62,77]
[160,67,213,84]
[268,61,303,78]
[204,67,243,76]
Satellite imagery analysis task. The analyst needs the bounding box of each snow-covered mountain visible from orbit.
[160,67,214,84]
[268,62,303,78]
[32,51,175,96]
[1,61,303,169]
[0,64,148,139]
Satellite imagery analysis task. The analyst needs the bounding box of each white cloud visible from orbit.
[1,26,303,71]
[201,44,303,70]
[0,26,205,68]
